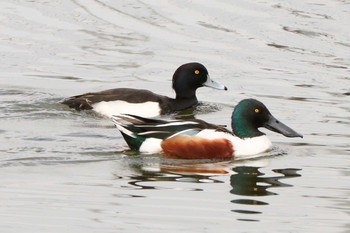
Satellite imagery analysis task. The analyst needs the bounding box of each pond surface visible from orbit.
[0,0,349,232]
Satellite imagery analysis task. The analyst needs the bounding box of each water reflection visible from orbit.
[127,172,222,191]
[112,154,303,222]
[118,155,301,195]
[230,166,301,221]
[121,156,228,190]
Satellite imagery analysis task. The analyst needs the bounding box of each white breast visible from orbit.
[231,136,272,160]
[92,101,161,118]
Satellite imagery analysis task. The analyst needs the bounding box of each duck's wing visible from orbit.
[61,88,164,110]
[112,114,205,140]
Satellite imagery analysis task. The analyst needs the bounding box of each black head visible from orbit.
[231,99,303,138]
[172,62,227,99]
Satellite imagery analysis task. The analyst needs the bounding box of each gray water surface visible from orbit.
[0,1,349,232]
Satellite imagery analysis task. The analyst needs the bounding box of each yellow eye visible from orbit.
[255,108,260,113]
[194,70,200,75]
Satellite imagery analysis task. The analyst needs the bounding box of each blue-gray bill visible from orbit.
[203,75,228,90]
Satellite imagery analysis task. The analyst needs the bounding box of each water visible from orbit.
[0,0,349,232]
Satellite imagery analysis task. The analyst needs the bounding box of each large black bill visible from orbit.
[264,115,303,138]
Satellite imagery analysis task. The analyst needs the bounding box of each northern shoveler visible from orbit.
[112,99,302,160]
[61,62,227,118]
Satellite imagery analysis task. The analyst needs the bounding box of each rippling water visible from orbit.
[0,0,349,232]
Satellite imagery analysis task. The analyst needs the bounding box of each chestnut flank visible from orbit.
[161,135,233,159]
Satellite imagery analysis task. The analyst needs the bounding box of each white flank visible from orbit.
[196,130,272,159]
[139,138,163,154]
[92,101,161,118]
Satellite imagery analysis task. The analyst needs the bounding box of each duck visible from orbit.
[61,62,227,118]
[112,98,303,160]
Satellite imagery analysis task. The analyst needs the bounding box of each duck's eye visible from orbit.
[194,70,200,75]
[255,108,260,113]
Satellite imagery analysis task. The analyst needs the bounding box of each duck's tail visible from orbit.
[60,95,93,110]
[112,114,146,150]
[112,114,173,150]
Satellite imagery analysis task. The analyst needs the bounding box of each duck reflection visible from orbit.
[230,166,301,220]
[230,166,301,196]
[116,155,301,219]
[120,156,230,189]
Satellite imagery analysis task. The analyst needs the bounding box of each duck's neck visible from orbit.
[173,95,198,110]
[231,115,264,139]
[175,88,197,100]
[174,89,198,108]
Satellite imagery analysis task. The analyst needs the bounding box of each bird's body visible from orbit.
[61,63,227,117]
[112,99,302,160]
